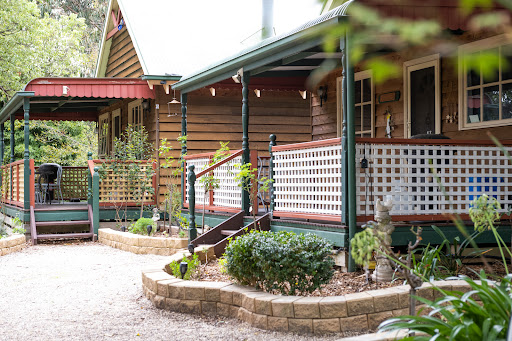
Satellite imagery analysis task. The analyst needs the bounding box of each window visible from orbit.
[336,70,374,137]
[111,109,121,153]
[459,34,512,129]
[98,113,109,157]
[128,99,143,130]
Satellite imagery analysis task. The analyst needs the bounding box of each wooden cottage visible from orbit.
[172,0,512,270]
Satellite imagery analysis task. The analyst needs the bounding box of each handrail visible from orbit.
[183,149,243,160]
[196,150,243,178]
[0,159,25,168]
[356,137,512,146]
[272,138,341,152]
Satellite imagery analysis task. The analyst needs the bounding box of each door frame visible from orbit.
[403,54,441,137]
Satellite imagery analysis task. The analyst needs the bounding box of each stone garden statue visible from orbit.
[372,195,395,283]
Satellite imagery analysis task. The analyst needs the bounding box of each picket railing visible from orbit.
[88,160,157,206]
[1,159,35,208]
[184,150,258,213]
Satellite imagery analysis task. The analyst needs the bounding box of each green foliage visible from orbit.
[380,271,512,340]
[12,226,26,235]
[223,231,335,295]
[168,253,200,280]
[128,217,156,236]
[0,224,7,239]
[350,221,381,268]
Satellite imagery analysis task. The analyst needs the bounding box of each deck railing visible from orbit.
[184,150,257,213]
[269,137,512,223]
[88,160,157,206]
[34,166,89,201]
[1,159,35,208]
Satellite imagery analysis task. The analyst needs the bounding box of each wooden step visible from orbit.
[36,220,91,227]
[220,230,237,236]
[36,233,94,240]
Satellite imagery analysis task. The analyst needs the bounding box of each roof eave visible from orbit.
[173,15,346,93]
[95,0,115,77]
[0,92,35,124]
[142,75,182,81]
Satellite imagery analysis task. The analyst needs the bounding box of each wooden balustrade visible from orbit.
[87,160,157,207]
[1,159,35,208]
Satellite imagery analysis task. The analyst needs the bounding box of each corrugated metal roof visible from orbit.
[24,78,155,99]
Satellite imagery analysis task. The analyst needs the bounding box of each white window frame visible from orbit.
[403,54,441,138]
[458,34,512,130]
[128,99,143,130]
[111,108,121,152]
[336,70,374,137]
[98,113,110,157]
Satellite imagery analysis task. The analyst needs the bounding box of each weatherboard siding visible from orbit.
[105,27,143,78]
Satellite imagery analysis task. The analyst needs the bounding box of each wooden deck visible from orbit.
[34,203,88,211]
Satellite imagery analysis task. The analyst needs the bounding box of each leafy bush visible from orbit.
[223,231,335,295]
[12,226,26,235]
[129,217,156,236]
[168,253,200,280]
[380,271,512,340]
[0,225,7,239]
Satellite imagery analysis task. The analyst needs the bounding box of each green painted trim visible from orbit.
[92,167,100,235]
[23,98,30,210]
[241,71,250,215]
[0,91,35,124]
[271,225,347,247]
[141,75,182,81]
[34,210,89,222]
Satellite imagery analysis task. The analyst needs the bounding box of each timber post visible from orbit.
[92,166,100,236]
[341,40,348,226]
[269,134,276,213]
[181,92,188,208]
[241,70,251,215]
[346,33,357,272]
[9,114,14,201]
[23,98,30,210]
[87,152,93,206]
[0,122,4,190]
[187,164,197,244]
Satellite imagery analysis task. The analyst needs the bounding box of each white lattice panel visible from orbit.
[185,158,210,206]
[356,143,512,217]
[213,156,242,208]
[273,144,342,215]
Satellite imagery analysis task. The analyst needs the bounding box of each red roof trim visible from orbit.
[24,78,155,99]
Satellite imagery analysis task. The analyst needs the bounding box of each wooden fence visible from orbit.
[1,159,35,208]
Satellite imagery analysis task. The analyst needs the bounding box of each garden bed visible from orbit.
[98,228,188,255]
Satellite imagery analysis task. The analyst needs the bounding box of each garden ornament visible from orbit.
[372,195,395,283]
[146,224,152,236]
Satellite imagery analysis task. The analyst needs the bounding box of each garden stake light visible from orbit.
[179,261,188,279]
[146,224,152,236]
[120,226,126,232]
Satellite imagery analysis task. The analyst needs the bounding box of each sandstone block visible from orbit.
[165,298,181,312]
[368,311,394,330]
[242,292,269,313]
[201,301,217,316]
[157,279,181,297]
[345,292,374,316]
[176,281,206,301]
[232,287,258,307]
[230,305,240,318]
[254,294,277,316]
[238,307,254,324]
[288,318,313,334]
[174,238,189,249]
[390,286,411,309]
[143,271,173,293]
[367,288,399,312]
[339,315,369,333]
[151,237,168,248]
[313,318,341,334]
[0,238,6,249]
[272,296,300,318]
[180,300,201,314]
[203,281,231,302]
[392,307,410,316]
[168,282,185,299]
[432,281,453,299]
[252,313,268,330]
[417,282,434,301]
[293,297,322,318]
[267,316,288,332]
[154,295,166,309]
[217,303,231,317]
[449,280,470,294]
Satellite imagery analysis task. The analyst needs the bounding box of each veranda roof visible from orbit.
[0,77,155,123]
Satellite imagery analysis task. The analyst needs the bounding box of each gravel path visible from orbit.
[0,241,345,341]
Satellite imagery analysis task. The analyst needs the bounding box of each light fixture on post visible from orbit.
[179,261,188,279]
[317,86,327,107]
[167,89,181,117]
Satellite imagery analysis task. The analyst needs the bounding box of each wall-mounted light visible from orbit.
[299,90,307,100]
[142,99,150,110]
[210,87,216,96]
[254,89,261,98]
[317,86,327,107]
[231,73,241,83]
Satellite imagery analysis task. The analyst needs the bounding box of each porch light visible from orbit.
[317,86,327,107]
[254,89,261,98]
[210,87,216,96]
[299,90,307,100]
[169,89,180,104]
[179,261,188,279]
[142,99,149,110]
[146,224,152,236]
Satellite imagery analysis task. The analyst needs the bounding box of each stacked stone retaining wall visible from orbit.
[0,235,26,256]
[142,268,472,334]
[99,228,188,255]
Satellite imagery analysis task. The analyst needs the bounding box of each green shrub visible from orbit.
[129,217,156,236]
[168,253,200,280]
[223,230,335,295]
[0,225,7,239]
[12,226,26,235]
[380,271,512,340]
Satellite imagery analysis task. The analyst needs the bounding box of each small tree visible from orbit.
[198,142,230,230]
[234,162,272,230]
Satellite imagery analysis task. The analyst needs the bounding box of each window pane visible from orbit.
[362,104,371,131]
[482,85,499,121]
[355,80,361,104]
[362,132,371,138]
[362,78,371,102]
[482,48,499,84]
[502,44,512,81]
[355,106,362,132]
[466,52,480,87]
[467,89,481,123]
[502,82,512,119]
